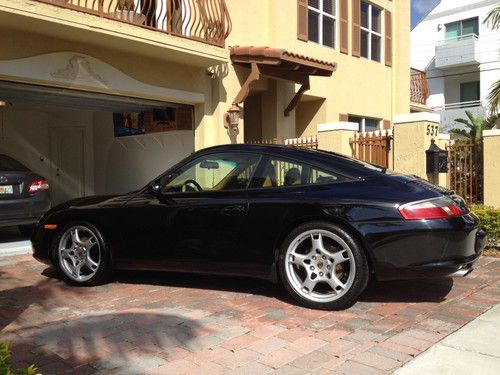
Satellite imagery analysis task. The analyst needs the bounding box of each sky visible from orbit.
[411,0,440,28]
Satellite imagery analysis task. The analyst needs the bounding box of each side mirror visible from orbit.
[147,181,162,196]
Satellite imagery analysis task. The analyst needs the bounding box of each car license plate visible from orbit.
[0,185,13,194]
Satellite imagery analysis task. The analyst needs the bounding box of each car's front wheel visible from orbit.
[279,222,369,310]
[55,222,112,286]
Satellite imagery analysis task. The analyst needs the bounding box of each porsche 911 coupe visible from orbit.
[32,144,486,310]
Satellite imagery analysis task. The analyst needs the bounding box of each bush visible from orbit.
[0,340,39,375]
[471,204,500,248]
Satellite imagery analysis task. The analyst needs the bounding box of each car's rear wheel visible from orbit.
[279,222,369,310]
[55,222,111,286]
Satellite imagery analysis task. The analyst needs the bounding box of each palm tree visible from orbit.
[484,6,500,114]
[450,111,499,142]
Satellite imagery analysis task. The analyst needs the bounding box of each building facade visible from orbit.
[411,0,500,132]
[0,0,411,204]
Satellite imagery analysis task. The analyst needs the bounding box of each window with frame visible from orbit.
[162,153,260,193]
[360,1,382,62]
[445,18,479,41]
[251,158,344,189]
[460,81,480,104]
[308,0,337,48]
[348,115,381,133]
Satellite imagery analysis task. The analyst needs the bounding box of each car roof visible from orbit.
[196,144,383,178]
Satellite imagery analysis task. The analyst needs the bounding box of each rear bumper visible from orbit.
[359,214,487,281]
[0,194,50,228]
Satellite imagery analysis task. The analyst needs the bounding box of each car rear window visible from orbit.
[0,154,30,172]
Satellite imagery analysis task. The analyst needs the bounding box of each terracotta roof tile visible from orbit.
[230,45,337,72]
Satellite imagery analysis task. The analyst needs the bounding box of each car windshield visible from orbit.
[0,154,30,172]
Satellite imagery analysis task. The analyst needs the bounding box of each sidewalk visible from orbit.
[394,303,500,375]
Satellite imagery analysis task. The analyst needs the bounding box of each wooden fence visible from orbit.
[246,136,318,150]
[447,140,483,205]
[349,130,393,169]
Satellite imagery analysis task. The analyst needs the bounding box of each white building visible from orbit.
[411,0,500,132]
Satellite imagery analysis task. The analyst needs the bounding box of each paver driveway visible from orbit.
[1,254,499,374]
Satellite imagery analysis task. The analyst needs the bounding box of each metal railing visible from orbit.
[432,100,484,111]
[447,140,483,205]
[35,0,232,47]
[437,33,479,46]
[410,68,430,105]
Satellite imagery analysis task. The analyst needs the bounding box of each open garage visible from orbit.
[0,81,195,206]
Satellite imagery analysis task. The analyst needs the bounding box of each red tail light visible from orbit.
[399,197,465,220]
[28,179,49,194]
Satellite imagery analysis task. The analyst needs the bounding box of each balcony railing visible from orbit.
[432,100,484,111]
[410,68,430,105]
[437,33,479,46]
[36,0,232,47]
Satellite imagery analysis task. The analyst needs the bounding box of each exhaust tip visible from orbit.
[450,268,473,278]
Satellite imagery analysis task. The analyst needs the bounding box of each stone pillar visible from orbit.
[317,122,357,156]
[393,113,442,180]
[483,129,500,208]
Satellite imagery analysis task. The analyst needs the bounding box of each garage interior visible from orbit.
[0,81,195,205]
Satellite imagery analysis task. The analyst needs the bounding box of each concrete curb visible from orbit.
[394,303,500,375]
[0,240,32,257]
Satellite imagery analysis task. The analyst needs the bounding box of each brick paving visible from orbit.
[0,254,499,374]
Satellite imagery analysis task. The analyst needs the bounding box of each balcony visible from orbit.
[410,68,430,105]
[432,100,487,133]
[435,34,480,69]
[34,0,231,47]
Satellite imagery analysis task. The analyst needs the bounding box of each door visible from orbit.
[245,156,348,268]
[119,151,262,274]
[49,127,85,204]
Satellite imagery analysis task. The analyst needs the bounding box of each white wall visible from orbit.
[411,0,500,107]
[0,106,195,203]
[92,112,194,195]
[0,106,94,201]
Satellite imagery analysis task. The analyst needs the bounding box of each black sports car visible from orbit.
[0,154,51,236]
[32,145,486,310]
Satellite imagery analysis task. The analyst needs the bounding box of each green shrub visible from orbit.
[471,204,500,248]
[0,341,39,375]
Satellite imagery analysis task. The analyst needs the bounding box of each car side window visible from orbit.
[162,152,260,193]
[250,157,343,189]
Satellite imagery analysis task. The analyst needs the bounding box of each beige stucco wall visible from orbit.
[393,118,441,180]
[317,128,356,157]
[0,0,412,156]
[483,131,500,208]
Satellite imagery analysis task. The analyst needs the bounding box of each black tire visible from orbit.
[53,221,113,286]
[18,224,35,237]
[278,221,369,310]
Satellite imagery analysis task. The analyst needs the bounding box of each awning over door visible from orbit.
[230,46,337,116]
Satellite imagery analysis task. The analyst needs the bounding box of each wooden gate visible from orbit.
[349,131,393,169]
[447,140,483,205]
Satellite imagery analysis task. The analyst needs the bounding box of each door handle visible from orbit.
[221,205,246,216]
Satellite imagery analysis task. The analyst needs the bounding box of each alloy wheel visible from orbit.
[285,229,356,303]
[58,225,101,282]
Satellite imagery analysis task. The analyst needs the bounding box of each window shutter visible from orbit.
[352,0,361,57]
[385,10,393,67]
[297,0,309,41]
[339,0,349,54]
[339,114,349,122]
[383,120,391,130]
